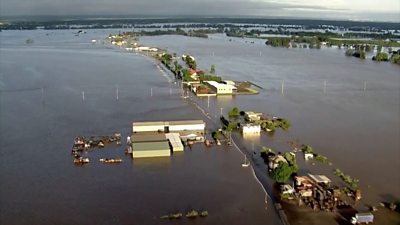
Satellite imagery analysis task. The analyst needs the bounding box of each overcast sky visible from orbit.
[1,0,399,22]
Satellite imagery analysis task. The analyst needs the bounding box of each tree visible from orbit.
[302,145,313,154]
[210,64,216,74]
[228,107,240,117]
[372,52,388,61]
[345,49,354,56]
[265,121,276,132]
[185,55,197,69]
[226,122,238,131]
[365,45,371,52]
[359,51,366,59]
[277,118,290,131]
[390,52,400,65]
[270,162,293,183]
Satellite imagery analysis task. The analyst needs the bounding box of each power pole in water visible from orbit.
[220,108,223,117]
[82,91,85,101]
[116,85,119,100]
[281,80,285,95]
[41,88,45,106]
[151,88,153,97]
[364,81,367,92]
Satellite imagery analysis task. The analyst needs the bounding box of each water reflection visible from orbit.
[131,156,171,169]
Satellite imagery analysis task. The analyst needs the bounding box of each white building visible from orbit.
[134,46,158,52]
[168,120,205,132]
[268,155,288,170]
[205,81,237,95]
[224,80,236,86]
[165,133,184,152]
[244,111,263,122]
[132,121,165,133]
[132,120,205,134]
[242,123,261,135]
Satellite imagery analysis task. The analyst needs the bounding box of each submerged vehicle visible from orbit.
[74,157,90,164]
[186,210,199,218]
[99,158,123,163]
[351,213,374,224]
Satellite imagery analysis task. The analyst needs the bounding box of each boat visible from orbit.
[74,157,90,164]
[99,158,123,163]
[186,210,199,218]
[241,155,250,167]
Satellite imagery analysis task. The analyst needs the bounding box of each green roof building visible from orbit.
[131,141,171,158]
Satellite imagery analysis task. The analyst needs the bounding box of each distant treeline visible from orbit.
[1,17,399,31]
[122,28,214,38]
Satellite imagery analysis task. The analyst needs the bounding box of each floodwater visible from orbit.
[139,34,400,206]
[0,30,281,225]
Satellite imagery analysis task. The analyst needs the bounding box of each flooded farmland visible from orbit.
[1,29,399,224]
[0,30,281,225]
[139,33,400,205]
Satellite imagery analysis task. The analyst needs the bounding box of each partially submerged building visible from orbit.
[268,155,288,170]
[130,120,205,158]
[244,111,263,122]
[165,133,184,152]
[132,120,205,135]
[131,141,171,158]
[130,133,171,158]
[205,81,237,95]
[308,174,332,185]
[242,123,261,135]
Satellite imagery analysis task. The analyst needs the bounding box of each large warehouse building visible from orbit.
[132,120,205,133]
[130,133,171,158]
[131,141,171,158]
[129,120,205,158]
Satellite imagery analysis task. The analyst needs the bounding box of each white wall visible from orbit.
[169,124,205,131]
[133,125,164,133]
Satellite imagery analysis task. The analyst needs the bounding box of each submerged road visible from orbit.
[150,59,288,225]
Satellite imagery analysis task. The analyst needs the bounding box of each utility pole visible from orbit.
[151,88,153,97]
[207,96,210,108]
[116,85,119,100]
[82,91,85,101]
[364,81,367,92]
[220,108,223,117]
[41,87,44,104]
[281,80,285,95]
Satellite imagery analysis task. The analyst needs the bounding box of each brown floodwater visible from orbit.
[0,30,283,225]
[139,34,400,206]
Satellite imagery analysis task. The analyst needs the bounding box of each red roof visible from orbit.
[189,68,203,75]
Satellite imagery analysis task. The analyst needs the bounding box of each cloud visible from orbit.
[0,0,398,22]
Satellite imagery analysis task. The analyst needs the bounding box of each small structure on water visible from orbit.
[268,155,288,170]
[205,81,237,95]
[244,111,263,122]
[242,123,261,135]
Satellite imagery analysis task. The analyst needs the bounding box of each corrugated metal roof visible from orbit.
[131,133,167,143]
[165,133,181,142]
[132,121,165,127]
[308,174,331,183]
[131,141,170,151]
[168,120,205,125]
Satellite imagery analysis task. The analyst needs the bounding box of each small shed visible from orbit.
[165,133,184,152]
[242,123,261,135]
[308,174,331,185]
